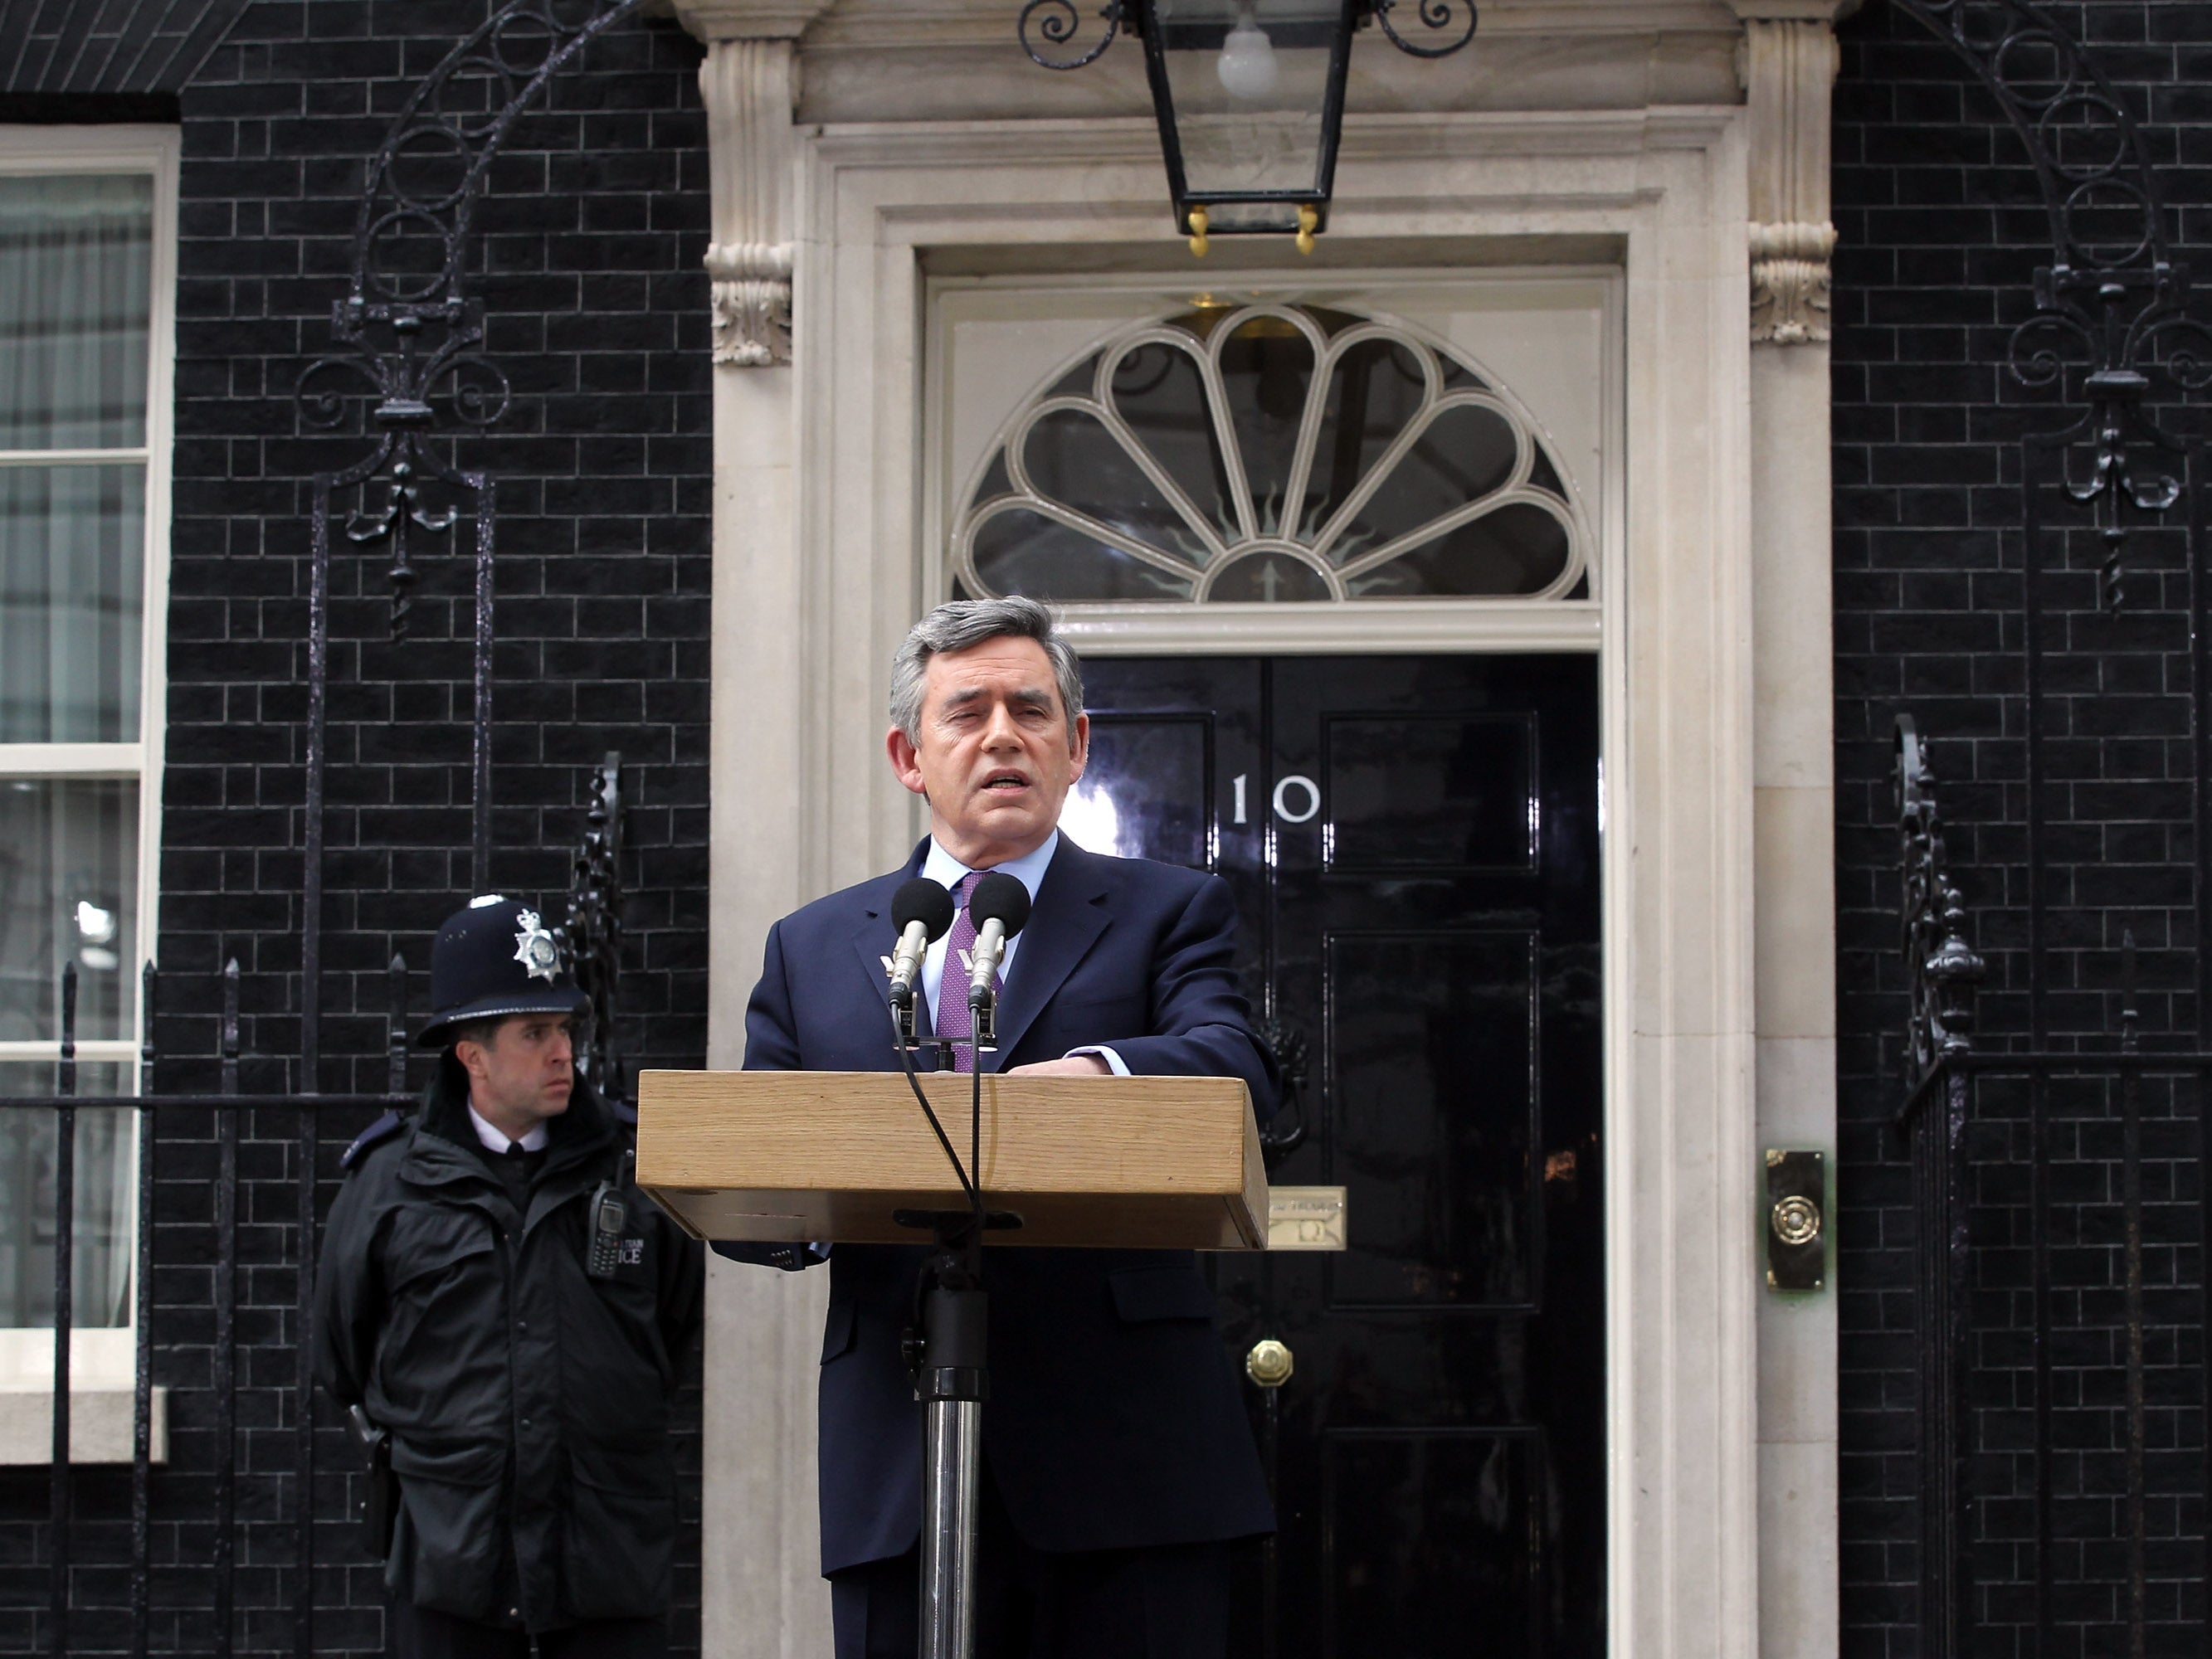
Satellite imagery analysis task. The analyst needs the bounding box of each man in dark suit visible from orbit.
[728,595,1277,1659]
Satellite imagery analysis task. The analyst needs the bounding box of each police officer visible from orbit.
[315,896,704,1659]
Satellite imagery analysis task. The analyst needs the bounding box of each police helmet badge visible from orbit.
[512,910,563,983]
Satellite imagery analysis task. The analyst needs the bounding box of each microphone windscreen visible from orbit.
[892,877,957,941]
[968,871,1032,938]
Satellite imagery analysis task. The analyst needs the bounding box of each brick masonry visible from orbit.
[1835,3,2212,1652]
[7,0,2212,1652]
[0,2,712,1652]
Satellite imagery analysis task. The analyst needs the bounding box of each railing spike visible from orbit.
[221,959,241,1097]
[59,961,78,1097]
[140,961,158,1078]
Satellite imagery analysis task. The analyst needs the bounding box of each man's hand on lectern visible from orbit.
[1007,1055,1113,1078]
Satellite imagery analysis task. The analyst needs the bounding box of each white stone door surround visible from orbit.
[672,6,1845,1652]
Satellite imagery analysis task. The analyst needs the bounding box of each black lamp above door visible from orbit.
[1020,0,1478,255]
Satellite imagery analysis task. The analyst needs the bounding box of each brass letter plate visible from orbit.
[1268,1186,1347,1251]
[1765,1150,1825,1292]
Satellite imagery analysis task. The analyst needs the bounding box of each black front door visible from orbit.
[1074,654,1605,1659]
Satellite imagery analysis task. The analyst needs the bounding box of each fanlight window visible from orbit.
[952,303,1587,604]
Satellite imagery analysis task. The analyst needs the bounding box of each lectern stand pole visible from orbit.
[915,1234,988,1659]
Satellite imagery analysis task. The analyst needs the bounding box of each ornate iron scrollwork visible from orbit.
[1893,0,2212,606]
[292,0,651,1081]
[1896,717,1986,1083]
[295,0,641,638]
[1371,0,1478,60]
[1020,0,1124,69]
[563,753,626,1101]
[1018,0,1478,71]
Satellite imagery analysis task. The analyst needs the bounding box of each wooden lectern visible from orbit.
[633,1069,1269,1252]
[635,1064,1269,1659]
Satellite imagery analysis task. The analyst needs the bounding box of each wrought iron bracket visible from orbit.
[1018,0,1477,72]
[290,0,652,1086]
[1896,716,1986,1088]
[563,753,628,1102]
[1890,0,2212,603]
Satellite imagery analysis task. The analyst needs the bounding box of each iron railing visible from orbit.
[1897,719,2212,1656]
[3,757,627,1657]
[3,961,412,1659]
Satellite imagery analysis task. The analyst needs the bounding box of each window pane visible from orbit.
[0,173,153,450]
[1216,314,1315,535]
[0,779,139,1041]
[1108,340,1235,540]
[1022,408,1212,562]
[1347,502,1573,598]
[972,508,1197,601]
[0,1063,134,1330]
[1,464,145,742]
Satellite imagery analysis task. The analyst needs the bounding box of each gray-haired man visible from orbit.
[723,596,1279,1657]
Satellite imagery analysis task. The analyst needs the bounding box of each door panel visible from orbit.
[1328,930,1539,1311]
[1074,654,1604,1659]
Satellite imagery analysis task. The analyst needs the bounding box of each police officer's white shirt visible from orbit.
[918,830,1128,1075]
[467,1103,548,1154]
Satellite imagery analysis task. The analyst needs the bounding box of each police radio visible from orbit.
[586,1149,634,1280]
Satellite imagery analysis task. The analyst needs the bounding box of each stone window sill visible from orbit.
[0,1387,168,1464]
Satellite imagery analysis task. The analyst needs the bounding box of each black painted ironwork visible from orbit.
[1891,0,2212,607]
[1893,722,1981,1657]
[9,961,414,1659]
[9,763,629,1654]
[213,960,239,1659]
[1370,0,1477,60]
[49,965,74,1659]
[1880,7,2212,1649]
[291,0,650,1091]
[131,963,154,1659]
[1018,0,1477,240]
[564,752,627,1101]
[1018,0,1124,69]
[1898,718,1985,1080]
[1895,718,2212,1655]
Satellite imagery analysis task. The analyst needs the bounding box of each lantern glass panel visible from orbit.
[1152,0,1343,230]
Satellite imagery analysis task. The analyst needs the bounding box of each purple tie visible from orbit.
[934,872,1001,1073]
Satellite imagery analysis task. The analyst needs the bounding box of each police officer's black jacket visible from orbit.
[314,1058,704,1630]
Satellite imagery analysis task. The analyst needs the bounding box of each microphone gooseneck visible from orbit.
[888,877,957,1007]
[965,872,1032,1008]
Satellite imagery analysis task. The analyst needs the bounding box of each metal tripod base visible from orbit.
[920,1396,982,1659]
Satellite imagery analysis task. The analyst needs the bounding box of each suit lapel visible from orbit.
[989,839,1113,1066]
[846,842,933,1019]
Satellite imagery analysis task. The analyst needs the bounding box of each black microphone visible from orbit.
[888,877,957,1008]
[966,872,1032,1008]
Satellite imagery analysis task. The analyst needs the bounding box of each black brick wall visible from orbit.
[1835,4,2212,1653]
[0,2,713,1652]
[12,0,2208,1651]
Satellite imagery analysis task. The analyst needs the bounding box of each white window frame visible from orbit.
[0,124,178,1427]
[926,270,1622,655]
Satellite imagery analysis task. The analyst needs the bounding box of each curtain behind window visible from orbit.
[0,174,151,745]
[0,172,153,1336]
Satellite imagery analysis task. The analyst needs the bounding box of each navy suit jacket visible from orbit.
[729,836,1279,1574]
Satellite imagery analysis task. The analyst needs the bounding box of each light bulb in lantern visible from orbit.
[1216,17,1279,100]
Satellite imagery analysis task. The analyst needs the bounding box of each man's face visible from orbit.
[887,635,1089,868]
[456,1014,575,1129]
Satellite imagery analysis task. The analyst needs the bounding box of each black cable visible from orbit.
[889,997,981,1213]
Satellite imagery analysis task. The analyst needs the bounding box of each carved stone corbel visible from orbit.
[1750,218,1839,345]
[675,2,832,367]
[699,38,797,367]
[1735,7,1851,345]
